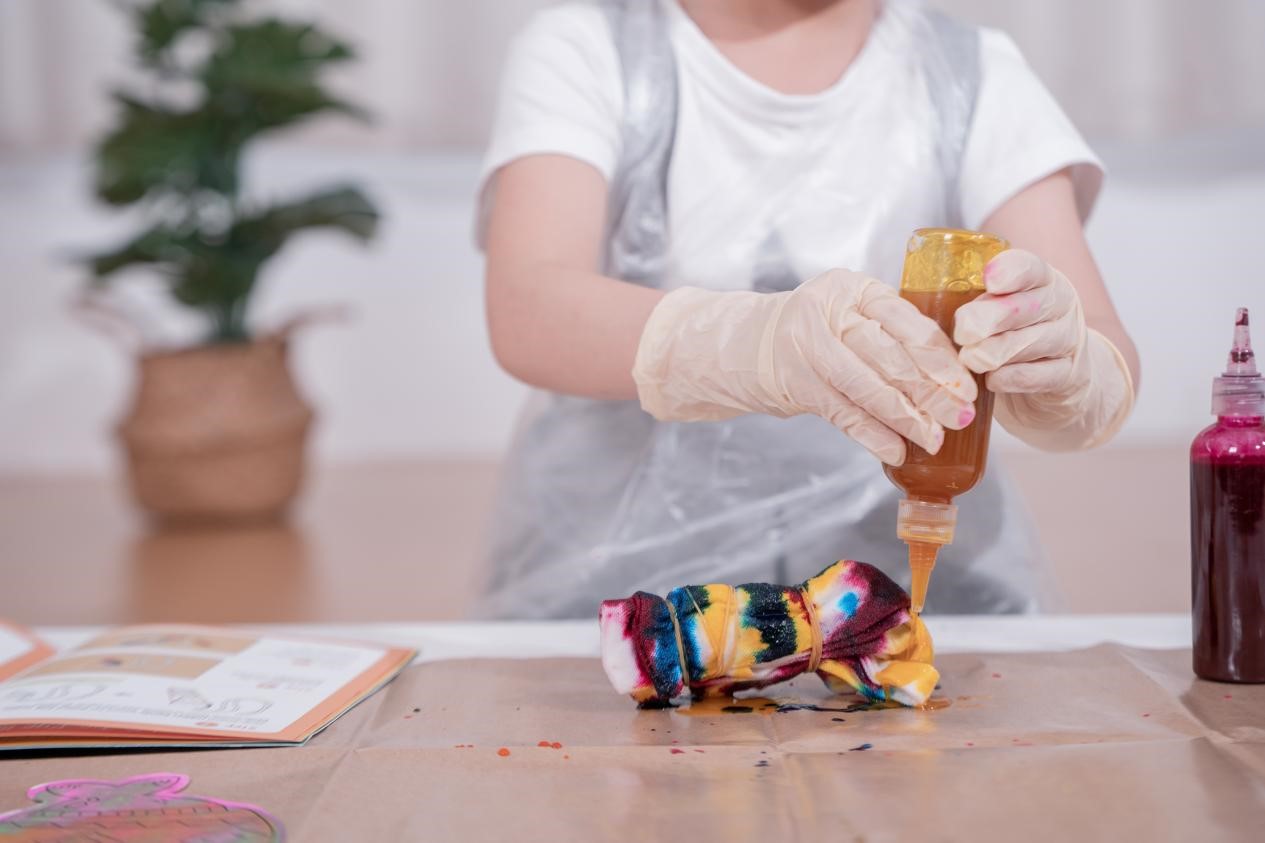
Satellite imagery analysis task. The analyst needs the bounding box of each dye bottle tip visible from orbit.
[896,500,957,615]
[1214,307,1264,417]
[1227,308,1257,376]
[905,541,940,615]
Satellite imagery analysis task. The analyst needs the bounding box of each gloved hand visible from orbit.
[954,249,1135,451]
[633,269,979,466]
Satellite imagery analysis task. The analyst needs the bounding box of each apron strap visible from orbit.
[601,0,677,287]
[918,8,982,228]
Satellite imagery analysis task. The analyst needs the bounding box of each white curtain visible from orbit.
[3,0,1264,151]
[936,0,1265,140]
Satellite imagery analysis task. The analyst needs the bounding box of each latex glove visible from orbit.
[633,269,978,466]
[954,249,1135,451]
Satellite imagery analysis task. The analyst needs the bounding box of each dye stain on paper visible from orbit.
[680,694,947,717]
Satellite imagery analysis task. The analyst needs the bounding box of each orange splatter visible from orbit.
[497,748,511,757]
[551,741,562,749]
[538,740,551,747]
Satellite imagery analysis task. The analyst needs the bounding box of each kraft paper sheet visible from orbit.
[1,645,1262,841]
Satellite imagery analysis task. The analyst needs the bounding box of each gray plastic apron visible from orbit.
[480,0,1048,619]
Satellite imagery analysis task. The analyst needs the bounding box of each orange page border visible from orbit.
[0,624,415,743]
[0,621,55,682]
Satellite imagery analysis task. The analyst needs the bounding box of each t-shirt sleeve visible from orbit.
[959,29,1104,229]
[474,3,624,248]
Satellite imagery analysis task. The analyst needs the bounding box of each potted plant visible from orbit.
[86,0,379,522]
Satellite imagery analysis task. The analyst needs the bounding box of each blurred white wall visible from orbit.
[4,0,1265,151]
[1,0,1263,474]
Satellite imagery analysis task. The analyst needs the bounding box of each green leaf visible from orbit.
[208,19,356,83]
[169,247,258,308]
[201,19,365,134]
[134,0,237,66]
[86,223,194,278]
[94,94,240,204]
[231,186,380,259]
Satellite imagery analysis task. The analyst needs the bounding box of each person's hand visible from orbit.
[954,249,1085,394]
[633,269,978,466]
[954,249,1135,451]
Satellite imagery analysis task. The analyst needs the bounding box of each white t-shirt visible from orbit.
[477,0,1102,290]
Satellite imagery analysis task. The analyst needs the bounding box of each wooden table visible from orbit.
[0,462,498,624]
[0,447,1189,625]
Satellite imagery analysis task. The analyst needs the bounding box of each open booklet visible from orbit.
[0,620,415,751]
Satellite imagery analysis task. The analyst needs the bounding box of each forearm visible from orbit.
[486,260,664,400]
[978,170,1141,451]
[483,155,663,400]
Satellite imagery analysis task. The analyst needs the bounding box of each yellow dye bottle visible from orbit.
[884,228,1008,613]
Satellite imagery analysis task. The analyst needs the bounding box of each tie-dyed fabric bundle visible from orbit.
[599,560,937,708]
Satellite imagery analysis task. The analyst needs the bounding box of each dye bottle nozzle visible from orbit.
[1213,308,1264,417]
[896,499,958,615]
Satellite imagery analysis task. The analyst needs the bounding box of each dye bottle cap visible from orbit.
[900,228,1008,294]
[896,499,958,545]
[1212,308,1265,417]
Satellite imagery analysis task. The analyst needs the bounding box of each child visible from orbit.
[475,0,1139,618]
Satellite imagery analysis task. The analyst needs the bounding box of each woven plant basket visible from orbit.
[118,336,313,522]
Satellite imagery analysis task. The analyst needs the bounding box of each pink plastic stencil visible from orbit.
[0,772,284,841]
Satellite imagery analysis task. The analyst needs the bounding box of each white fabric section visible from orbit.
[960,30,1103,227]
[33,615,1193,661]
[477,3,624,187]
[476,0,1102,289]
[474,3,624,246]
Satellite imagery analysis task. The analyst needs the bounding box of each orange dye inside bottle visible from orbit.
[883,228,1008,613]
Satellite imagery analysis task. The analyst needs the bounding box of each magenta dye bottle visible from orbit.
[1191,308,1265,682]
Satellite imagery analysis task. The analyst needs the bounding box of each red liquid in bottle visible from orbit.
[1191,423,1265,682]
[1191,308,1265,682]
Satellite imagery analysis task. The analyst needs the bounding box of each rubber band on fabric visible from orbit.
[799,586,823,674]
[663,599,690,689]
[598,560,940,708]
